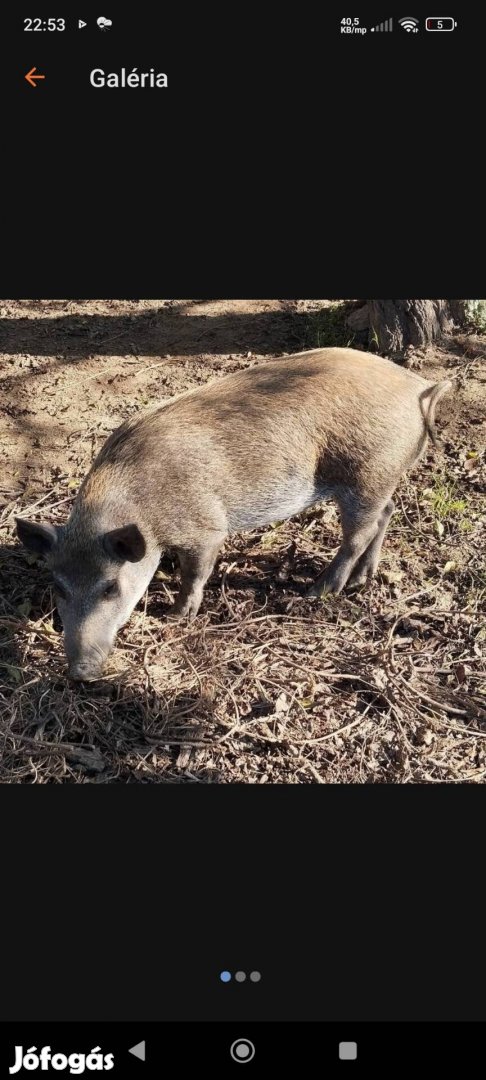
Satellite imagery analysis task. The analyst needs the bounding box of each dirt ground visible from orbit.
[0,299,485,783]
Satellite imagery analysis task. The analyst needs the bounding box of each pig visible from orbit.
[16,348,451,681]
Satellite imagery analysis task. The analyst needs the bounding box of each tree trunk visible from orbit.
[366,299,453,354]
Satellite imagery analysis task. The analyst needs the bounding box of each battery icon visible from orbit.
[425,17,457,30]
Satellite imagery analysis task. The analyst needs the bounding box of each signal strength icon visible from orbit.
[371,18,393,31]
[399,16,419,31]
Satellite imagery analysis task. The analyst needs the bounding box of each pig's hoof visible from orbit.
[169,600,200,621]
[307,584,334,599]
[307,576,341,598]
[167,606,187,621]
[346,564,375,590]
[346,572,368,590]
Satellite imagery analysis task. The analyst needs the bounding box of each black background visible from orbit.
[4,788,486,1022]
[1,6,485,1037]
[2,7,483,296]
[3,1021,486,1072]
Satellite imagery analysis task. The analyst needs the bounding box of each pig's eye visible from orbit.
[103,581,119,599]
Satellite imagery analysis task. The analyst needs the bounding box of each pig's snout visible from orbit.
[67,644,108,682]
[68,659,104,682]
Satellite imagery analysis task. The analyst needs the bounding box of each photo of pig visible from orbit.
[16,351,451,681]
[1,301,485,783]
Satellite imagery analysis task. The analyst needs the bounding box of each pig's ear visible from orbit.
[16,518,58,556]
[103,524,146,563]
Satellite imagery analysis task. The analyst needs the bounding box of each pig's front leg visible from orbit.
[171,535,225,620]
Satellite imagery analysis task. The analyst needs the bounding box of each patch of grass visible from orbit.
[464,568,486,609]
[306,302,355,350]
[424,479,467,522]
[260,526,285,549]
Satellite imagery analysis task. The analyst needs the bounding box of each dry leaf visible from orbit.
[275,692,289,714]
[176,746,193,769]
[416,726,434,746]
[65,747,106,772]
[454,664,467,685]
[381,569,404,585]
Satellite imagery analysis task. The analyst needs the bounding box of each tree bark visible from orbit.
[366,299,453,354]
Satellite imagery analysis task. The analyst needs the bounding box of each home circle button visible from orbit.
[230,1039,256,1063]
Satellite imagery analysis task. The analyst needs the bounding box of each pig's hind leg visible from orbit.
[171,534,225,620]
[307,493,393,597]
[346,498,395,588]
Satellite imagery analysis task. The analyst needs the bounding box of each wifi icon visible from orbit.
[399,16,419,32]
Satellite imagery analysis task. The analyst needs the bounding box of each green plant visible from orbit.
[464,299,486,332]
[260,522,285,548]
[306,302,355,350]
[425,479,467,522]
[369,326,379,350]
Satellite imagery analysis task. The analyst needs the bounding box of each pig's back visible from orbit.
[100,349,430,460]
[161,349,428,428]
[181,350,431,524]
[91,349,432,534]
[161,348,430,468]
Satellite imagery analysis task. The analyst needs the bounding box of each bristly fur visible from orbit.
[82,348,450,545]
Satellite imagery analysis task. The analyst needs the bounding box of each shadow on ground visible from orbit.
[0,306,314,359]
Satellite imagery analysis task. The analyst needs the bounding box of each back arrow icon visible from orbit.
[25,67,46,87]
